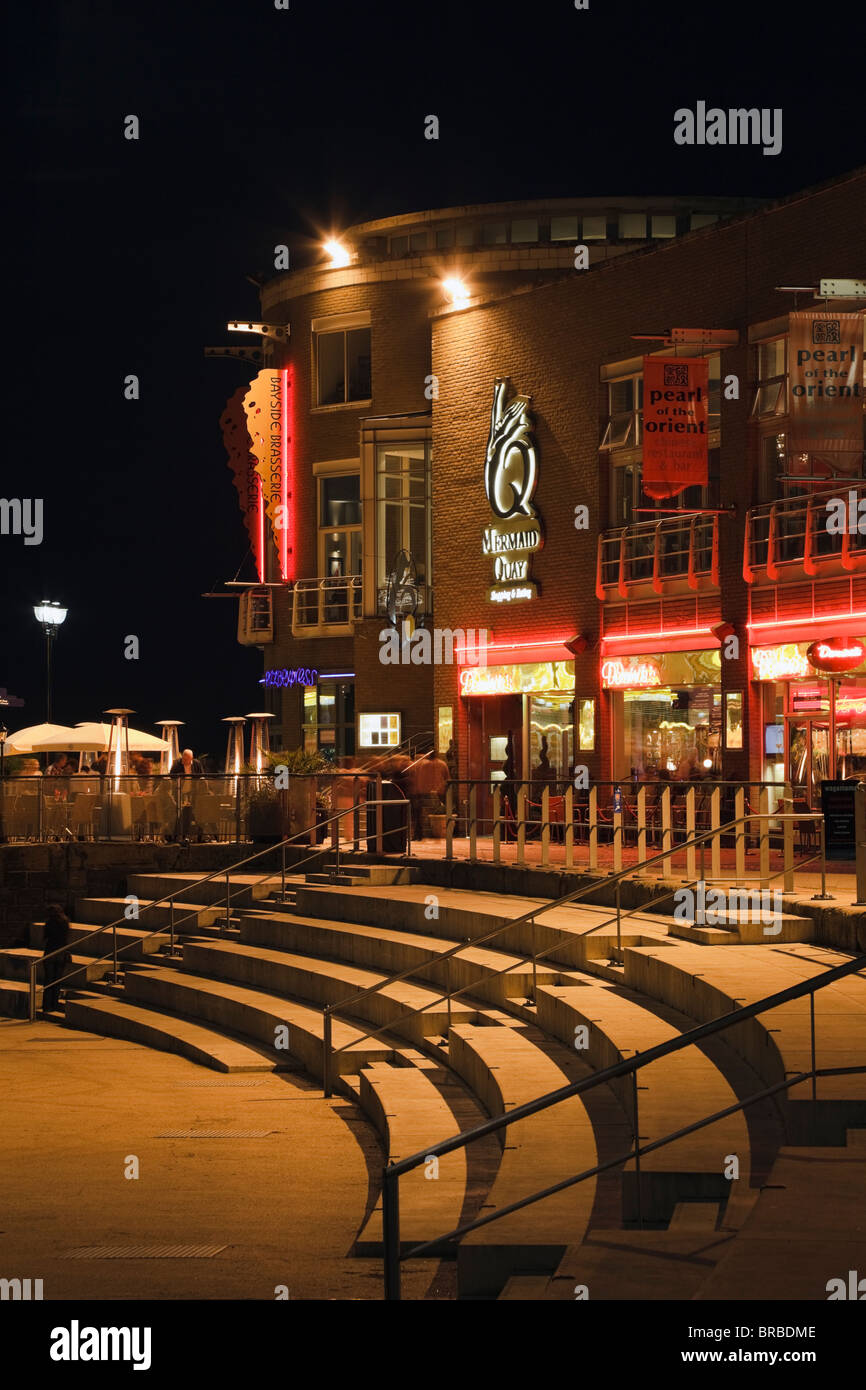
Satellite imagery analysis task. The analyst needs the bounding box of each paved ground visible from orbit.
[0,1019,445,1301]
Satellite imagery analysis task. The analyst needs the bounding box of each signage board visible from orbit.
[483,379,543,602]
[821,779,857,861]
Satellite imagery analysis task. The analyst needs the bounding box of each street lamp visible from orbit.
[0,723,7,844]
[33,601,67,723]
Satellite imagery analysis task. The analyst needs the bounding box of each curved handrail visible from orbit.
[381,949,866,1296]
[321,810,824,1092]
[29,789,406,1016]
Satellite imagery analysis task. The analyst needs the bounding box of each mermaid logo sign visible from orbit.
[482,379,543,602]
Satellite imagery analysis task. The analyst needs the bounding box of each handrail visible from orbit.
[320,809,824,1095]
[29,789,406,1019]
[381,949,866,1297]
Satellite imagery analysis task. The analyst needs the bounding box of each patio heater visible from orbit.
[223,717,246,781]
[245,712,274,776]
[156,720,184,775]
[103,708,135,839]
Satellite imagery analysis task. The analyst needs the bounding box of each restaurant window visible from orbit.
[318,473,362,582]
[314,316,371,406]
[375,442,432,599]
[618,686,722,779]
[725,692,744,749]
[435,227,454,248]
[577,698,596,751]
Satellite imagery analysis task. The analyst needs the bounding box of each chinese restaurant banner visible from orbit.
[243,368,292,580]
[641,356,709,499]
[788,311,863,472]
[220,385,263,581]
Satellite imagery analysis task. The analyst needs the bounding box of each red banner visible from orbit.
[788,311,863,473]
[642,356,709,500]
[220,385,264,581]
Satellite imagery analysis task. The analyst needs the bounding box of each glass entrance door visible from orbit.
[787,719,831,807]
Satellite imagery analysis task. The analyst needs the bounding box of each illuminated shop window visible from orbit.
[651,214,677,238]
[725,692,743,749]
[619,213,647,239]
[582,215,607,240]
[359,713,401,748]
[578,698,596,751]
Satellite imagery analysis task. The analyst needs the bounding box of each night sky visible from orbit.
[6,0,864,761]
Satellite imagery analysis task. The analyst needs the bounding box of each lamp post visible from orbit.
[33,601,67,724]
[0,724,7,844]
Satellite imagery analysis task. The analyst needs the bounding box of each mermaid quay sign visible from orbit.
[482,379,543,602]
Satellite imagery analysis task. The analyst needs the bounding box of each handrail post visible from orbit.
[492,785,501,864]
[588,785,598,873]
[541,787,550,869]
[758,787,770,888]
[29,961,37,1021]
[469,784,477,862]
[636,786,646,868]
[376,775,383,856]
[113,922,118,981]
[710,787,721,881]
[530,918,537,1002]
[353,777,361,852]
[445,782,454,861]
[281,840,286,900]
[812,819,834,900]
[446,956,452,1029]
[564,786,574,871]
[685,788,696,881]
[170,899,175,957]
[612,794,622,875]
[516,784,527,868]
[322,1005,332,1099]
[810,992,817,1104]
[660,788,671,876]
[734,788,745,883]
[225,870,231,933]
[382,1165,402,1301]
[615,881,622,960]
[782,783,794,892]
[632,1060,643,1230]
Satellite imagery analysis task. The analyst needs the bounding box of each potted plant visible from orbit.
[265,748,330,845]
[427,794,447,839]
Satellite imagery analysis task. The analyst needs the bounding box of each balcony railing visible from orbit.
[596,513,718,599]
[291,575,363,636]
[744,482,866,583]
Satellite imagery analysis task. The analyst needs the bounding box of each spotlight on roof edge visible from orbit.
[442,277,470,308]
[324,239,351,269]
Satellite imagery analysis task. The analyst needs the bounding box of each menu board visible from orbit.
[821,780,856,861]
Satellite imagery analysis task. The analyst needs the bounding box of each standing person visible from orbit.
[40,903,71,1013]
[170,748,204,839]
[502,730,517,816]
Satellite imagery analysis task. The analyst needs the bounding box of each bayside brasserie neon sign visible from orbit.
[601,658,662,689]
[483,379,543,603]
[261,667,317,688]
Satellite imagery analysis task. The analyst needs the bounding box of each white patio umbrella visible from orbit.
[5,723,78,754]
[37,723,171,754]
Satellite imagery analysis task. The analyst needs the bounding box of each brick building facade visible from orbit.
[228,175,865,807]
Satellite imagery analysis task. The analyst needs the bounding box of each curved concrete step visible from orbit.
[623,942,866,1142]
[126,871,279,907]
[29,921,169,958]
[354,1063,468,1255]
[0,947,114,986]
[74,897,223,931]
[446,1021,598,1298]
[123,965,398,1080]
[179,939,479,1043]
[536,979,750,1219]
[63,995,283,1072]
[238,910,564,1003]
[0,979,40,1017]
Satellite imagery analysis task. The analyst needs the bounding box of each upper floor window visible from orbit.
[600,373,643,451]
[375,442,431,600]
[550,215,579,242]
[752,337,787,418]
[319,473,362,580]
[313,312,371,407]
[511,218,538,242]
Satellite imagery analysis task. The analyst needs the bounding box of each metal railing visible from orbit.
[319,807,827,1098]
[744,481,866,581]
[381,950,866,1297]
[28,788,409,1020]
[291,574,363,634]
[597,513,718,597]
[440,778,825,876]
